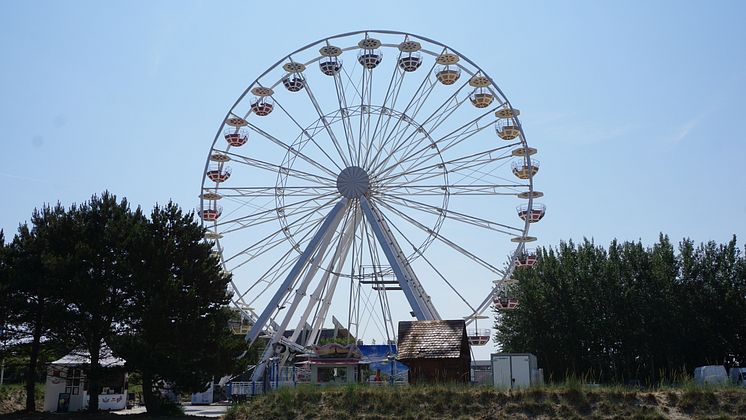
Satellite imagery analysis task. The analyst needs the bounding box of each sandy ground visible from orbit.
[113,403,228,418]
[0,403,229,419]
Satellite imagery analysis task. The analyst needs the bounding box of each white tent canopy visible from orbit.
[51,342,125,368]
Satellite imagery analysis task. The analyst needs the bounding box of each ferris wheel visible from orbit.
[199,30,543,379]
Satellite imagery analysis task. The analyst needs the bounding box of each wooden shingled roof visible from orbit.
[396,320,469,360]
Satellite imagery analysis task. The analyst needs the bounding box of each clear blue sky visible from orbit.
[2,2,745,356]
[2,1,743,247]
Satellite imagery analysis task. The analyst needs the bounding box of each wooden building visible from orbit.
[396,320,471,384]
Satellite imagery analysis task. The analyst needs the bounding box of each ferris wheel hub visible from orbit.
[336,166,370,198]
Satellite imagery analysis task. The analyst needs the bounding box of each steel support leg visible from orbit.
[245,198,349,345]
[359,196,439,320]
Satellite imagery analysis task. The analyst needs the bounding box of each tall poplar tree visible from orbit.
[495,235,746,384]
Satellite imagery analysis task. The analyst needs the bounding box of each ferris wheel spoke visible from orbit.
[372,197,507,275]
[239,206,348,304]
[223,211,328,268]
[302,78,352,168]
[364,48,444,171]
[394,117,502,179]
[222,149,336,185]
[381,157,515,191]
[332,68,358,166]
[248,107,342,175]
[355,277,388,341]
[217,194,336,235]
[340,60,365,103]
[366,59,440,170]
[375,205,478,313]
[360,218,396,341]
[358,68,374,168]
[377,143,517,185]
[215,186,338,198]
[378,183,526,196]
[240,250,301,303]
[378,193,524,236]
[223,197,335,265]
[376,105,498,179]
[366,48,404,156]
[368,77,473,175]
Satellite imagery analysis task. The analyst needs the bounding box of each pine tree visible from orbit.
[114,202,243,414]
[61,192,147,411]
[5,205,70,411]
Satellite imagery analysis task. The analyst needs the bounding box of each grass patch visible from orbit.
[223,384,746,420]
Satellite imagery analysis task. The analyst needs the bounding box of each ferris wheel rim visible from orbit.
[199,30,540,337]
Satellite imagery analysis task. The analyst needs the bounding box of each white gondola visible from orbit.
[224,127,248,147]
[517,203,546,223]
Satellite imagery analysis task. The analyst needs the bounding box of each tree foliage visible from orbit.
[1,193,244,413]
[495,235,746,384]
[3,206,70,410]
[114,202,242,414]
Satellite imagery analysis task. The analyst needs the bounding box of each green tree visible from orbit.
[114,202,243,414]
[0,230,10,384]
[4,206,70,410]
[495,235,746,384]
[60,192,147,411]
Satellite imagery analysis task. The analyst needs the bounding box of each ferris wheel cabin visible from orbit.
[398,53,422,72]
[494,297,520,311]
[282,76,305,92]
[496,122,521,140]
[512,159,540,179]
[206,164,231,183]
[515,249,538,268]
[320,58,342,75]
[250,97,273,116]
[517,203,546,223]
[224,128,248,147]
[198,205,223,222]
[468,329,491,346]
[435,53,461,85]
[358,49,383,69]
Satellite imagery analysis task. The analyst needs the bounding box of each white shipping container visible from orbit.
[490,353,540,389]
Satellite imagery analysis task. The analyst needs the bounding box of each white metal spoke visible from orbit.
[379,192,524,236]
[363,47,444,171]
[364,49,405,169]
[247,113,341,175]
[217,194,335,236]
[368,77,473,175]
[372,197,507,275]
[222,149,335,185]
[223,212,327,269]
[302,76,352,168]
[377,183,526,196]
[376,105,499,179]
[222,196,336,267]
[377,143,517,185]
[332,68,358,166]
[375,204,477,313]
[215,186,338,198]
[358,66,373,167]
